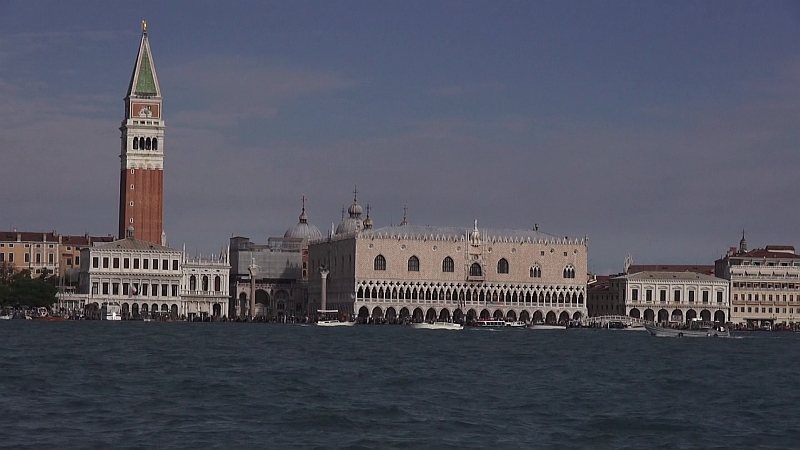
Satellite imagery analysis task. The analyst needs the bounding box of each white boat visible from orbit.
[317,319,355,327]
[411,321,463,330]
[315,309,355,327]
[504,321,527,328]
[529,322,567,330]
[471,319,507,328]
[101,302,122,321]
[644,321,730,338]
[0,314,12,320]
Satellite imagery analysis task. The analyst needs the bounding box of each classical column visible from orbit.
[248,258,258,320]
[320,267,329,311]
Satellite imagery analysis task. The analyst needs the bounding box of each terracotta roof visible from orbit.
[617,271,726,282]
[627,264,715,276]
[0,231,115,246]
[93,237,176,252]
[734,248,800,259]
[0,231,59,242]
[765,245,795,252]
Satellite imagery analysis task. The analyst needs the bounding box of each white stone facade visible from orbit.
[181,250,230,320]
[308,223,588,324]
[76,237,230,319]
[716,244,800,327]
[611,271,729,324]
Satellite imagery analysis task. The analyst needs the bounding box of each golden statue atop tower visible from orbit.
[142,20,147,34]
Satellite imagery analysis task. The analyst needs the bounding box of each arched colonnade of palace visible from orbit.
[356,282,585,306]
[85,301,224,319]
[628,307,726,324]
[235,286,298,318]
[356,304,584,324]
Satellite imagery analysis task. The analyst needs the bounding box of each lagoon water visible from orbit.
[1,322,799,449]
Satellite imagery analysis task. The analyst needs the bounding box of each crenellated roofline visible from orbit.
[310,224,588,247]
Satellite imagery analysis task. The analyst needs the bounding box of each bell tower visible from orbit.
[118,21,165,244]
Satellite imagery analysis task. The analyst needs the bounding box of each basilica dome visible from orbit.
[335,193,364,235]
[284,201,322,240]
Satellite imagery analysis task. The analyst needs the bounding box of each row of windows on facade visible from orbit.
[132,136,158,150]
[356,286,585,304]
[628,289,724,303]
[0,243,57,248]
[92,256,179,271]
[188,275,222,292]
[92,281,177,297]
[372,255,577,278]
[732,306,797,314]
[732,282,800,289]
[733,293,798,302]
[0,252,66,265]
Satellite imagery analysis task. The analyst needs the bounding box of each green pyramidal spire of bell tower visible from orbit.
[127,20,161,99]
[135,48,157,96]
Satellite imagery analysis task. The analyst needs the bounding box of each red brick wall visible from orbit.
[118,168,163,244]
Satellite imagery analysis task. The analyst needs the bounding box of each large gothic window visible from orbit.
[408,256,420,272]
[469,263,482,277]
[563,264,576,279]
[497,258,509,274]
[374,255,386,271]
[530,264,542,278]
[442,256,454,273]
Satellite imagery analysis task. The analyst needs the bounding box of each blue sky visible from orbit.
[2,1,800,274]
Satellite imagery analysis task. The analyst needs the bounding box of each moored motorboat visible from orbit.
[315,309,355,327]
[33,315,69,322]
[529,322,567,330]
[504,321,527,328]
[644,322,730,338]
[316,319,355,327]
[411,321,463,330]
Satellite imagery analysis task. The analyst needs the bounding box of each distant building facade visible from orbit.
[308,195,588,324]
[609,271,729,324]
[229,200,322,319]
[716,234,800,328]
[588,257,722,319]
[587,275,619,317]
[75,229,229,319]
[0,229,114,283]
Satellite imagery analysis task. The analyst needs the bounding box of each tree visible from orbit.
[0,261,16,284]
[0,269,58,308]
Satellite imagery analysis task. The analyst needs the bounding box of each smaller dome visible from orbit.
[348,201,363,216]
[336,189,364,235]
[363,204,373,230]
[284,199,322,240]
[335,217,363,235]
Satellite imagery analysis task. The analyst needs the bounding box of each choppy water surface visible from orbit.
[1,322,799,449]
